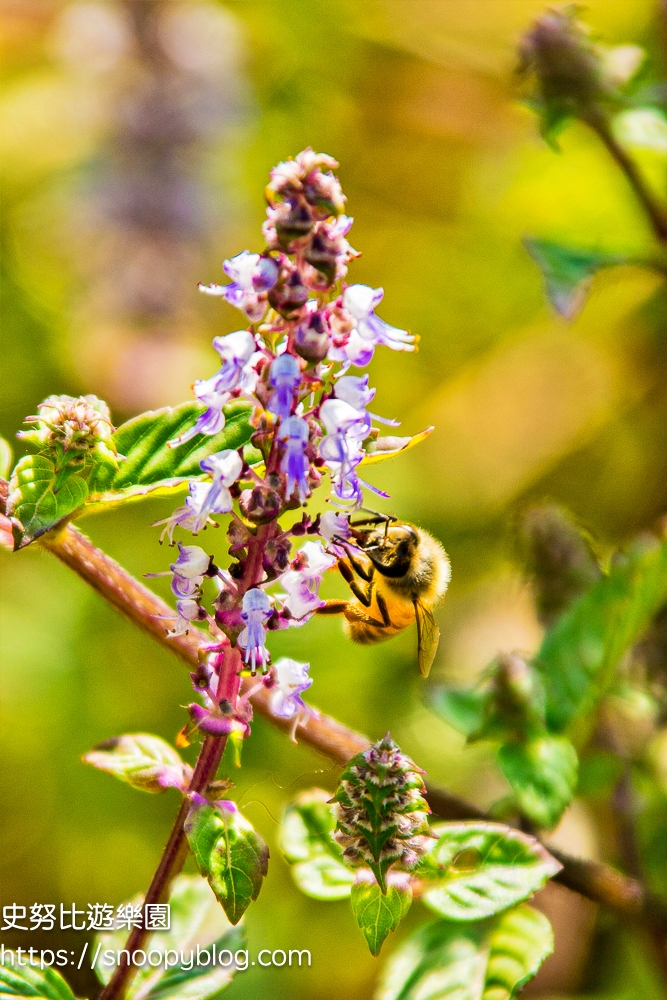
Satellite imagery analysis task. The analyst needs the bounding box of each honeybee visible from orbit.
[316,514,451,677]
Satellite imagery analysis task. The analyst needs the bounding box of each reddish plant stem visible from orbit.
[97,645,241,1000]
[40,524,667,933]
[96,479,276,1000]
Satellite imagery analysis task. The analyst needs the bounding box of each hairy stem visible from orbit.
[40,523,667,931]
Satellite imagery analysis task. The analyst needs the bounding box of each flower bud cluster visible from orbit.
[331,734,431,892]
[19,395,119,471]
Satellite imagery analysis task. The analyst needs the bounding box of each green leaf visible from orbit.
[418,822,561,922]
[0,961,78,1000]
[7,455,88,549]
[96,874,245,1000]
[351,877,412,956]
[185,798,269,925]
[280,788,354,900]
[524,238,623,319]
[497,737,578,830]
[361,427,433,466]
[84,401,254,509]
[426,688,487,739]
[83,733,191,794]
[536,538,667,732]
[376,904,553,1000]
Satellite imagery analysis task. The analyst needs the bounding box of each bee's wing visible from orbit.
[414,599,440,678]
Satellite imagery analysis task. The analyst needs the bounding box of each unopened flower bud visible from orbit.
[272,197,314,250]
[19,394,118,469]
[268,267,309,320]
[294,311,330,363]
[239,485,282,524]
[518,8,612,131]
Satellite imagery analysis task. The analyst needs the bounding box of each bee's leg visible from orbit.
[315,600,349,615]
[344,549,375,583]
[337,558,374,605]
[375,591,392,627]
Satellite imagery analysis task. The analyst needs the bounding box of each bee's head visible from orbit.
[362,524,419,578]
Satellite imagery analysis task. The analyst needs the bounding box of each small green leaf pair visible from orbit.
[280,790,560,956]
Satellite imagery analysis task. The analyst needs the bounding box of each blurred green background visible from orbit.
[2,1,667,998]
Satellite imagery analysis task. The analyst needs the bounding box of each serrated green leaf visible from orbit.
[536,538,667,732]
[84,401,253,509]
[361,427,433,467]
[280,789,354,900]
[351,878,412,956]
[483,904,553,1000]
[418,822,560,922]
[497,737,578,830]
[376,904,553,1000]
[524,238,623,319]
[83,734,191,794]
[7,455,88,549]
[185,799,269,925]
[96,874,244,1000]
[0,961,78,1000]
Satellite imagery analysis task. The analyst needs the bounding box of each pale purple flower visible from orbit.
[280,415,311,502]
[335,374,399,428]
[268,354,302,420]
[196,450,243,531]
[169,330,257,447]
[270,658,312,718]
[211,329,257,381]
[331,285,415,368]
[170,543,210,598]
[239,588,273,674]
[318,398,368,505]
[199,252,278,322]
[319,511,352,556]
[152,482,225,544]
[168,598,205,637]
[318,398,391,506]
[279,541,336,620]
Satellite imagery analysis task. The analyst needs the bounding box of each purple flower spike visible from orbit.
[280,415,311,502]
[239,588,273,674]
[200,252,278,322]
[268,354,302,420]
[270,658,312,718]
